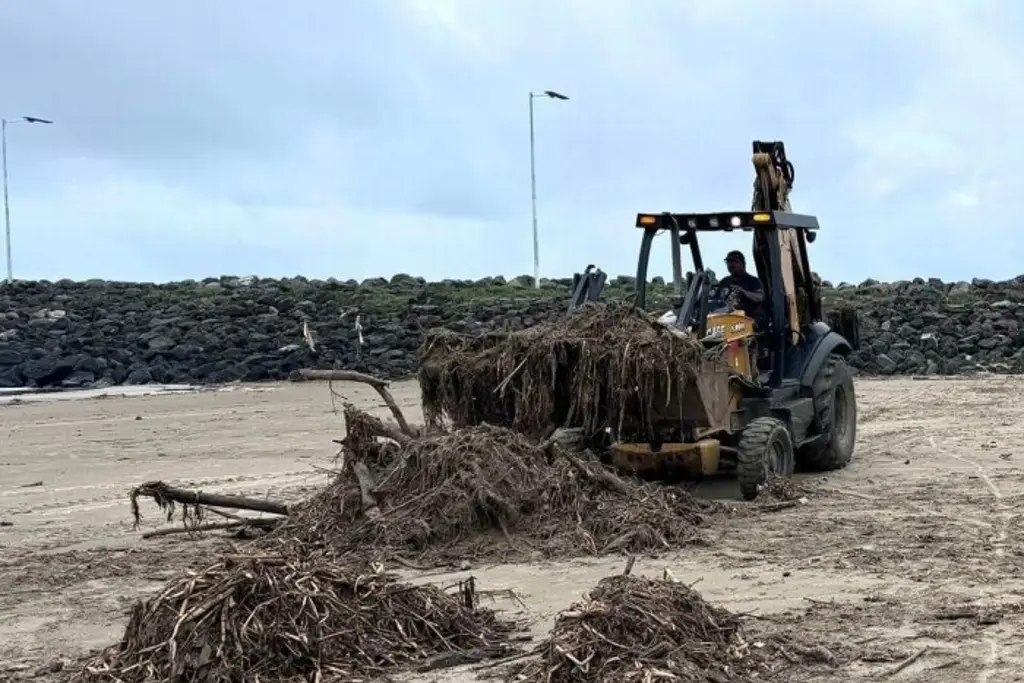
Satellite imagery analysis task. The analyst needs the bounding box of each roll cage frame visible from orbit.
[632,210,823,388]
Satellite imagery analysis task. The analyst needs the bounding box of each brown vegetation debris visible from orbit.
[512,573,829,683]
[282,409,714,564]
[74,552,517,683]
[418,300,719,439]
[753,474,814,504]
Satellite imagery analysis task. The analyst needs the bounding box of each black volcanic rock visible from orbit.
[1,274,1023,389]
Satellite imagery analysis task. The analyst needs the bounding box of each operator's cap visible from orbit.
[725,250,745,264]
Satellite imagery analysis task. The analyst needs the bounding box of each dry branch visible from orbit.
[342,401,413,449]
[299,368,414,437]
[351,460,381,520]
[886,647,929,677]
[130,481,289,528]
[141,519,279,539]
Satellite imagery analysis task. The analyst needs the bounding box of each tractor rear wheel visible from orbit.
[736,417,795,501]
[797,353,857,472]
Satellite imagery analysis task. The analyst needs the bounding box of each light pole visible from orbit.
[529,90,568,289]
[2,116,53,284]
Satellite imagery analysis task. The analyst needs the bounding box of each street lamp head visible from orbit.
[543,90,569,101]
[23,117,53,124]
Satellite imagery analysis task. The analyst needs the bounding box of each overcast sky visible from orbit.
[1,0,1022,284]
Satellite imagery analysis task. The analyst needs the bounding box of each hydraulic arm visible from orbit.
[749,142,815,343]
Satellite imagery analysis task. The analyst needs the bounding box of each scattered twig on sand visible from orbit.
[753,475,815,505]
[755,499,807,513]
[140,519,280,539]
[885,646,929,677]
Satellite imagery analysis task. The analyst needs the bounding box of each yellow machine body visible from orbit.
[704,311,756,379]
[611,439,722,476]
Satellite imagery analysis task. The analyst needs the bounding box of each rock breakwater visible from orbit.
[1,274,1023,389]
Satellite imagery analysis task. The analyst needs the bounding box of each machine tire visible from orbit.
[737,417,795,502]
[797,353,857,472]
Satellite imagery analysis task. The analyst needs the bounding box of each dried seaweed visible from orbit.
[418,301,718,439]
[75,551,518,683]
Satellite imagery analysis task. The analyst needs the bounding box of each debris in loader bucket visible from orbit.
[418,300,726,441]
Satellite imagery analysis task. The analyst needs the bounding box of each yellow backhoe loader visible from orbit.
[600,141,860,499]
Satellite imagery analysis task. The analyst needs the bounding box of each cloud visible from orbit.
[1,0,1023,283]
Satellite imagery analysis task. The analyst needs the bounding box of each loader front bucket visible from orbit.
[615,360,735,437]
[676,365,734,431]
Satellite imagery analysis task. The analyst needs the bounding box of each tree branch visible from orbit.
[299,369,414,437]
[131,481,289,522]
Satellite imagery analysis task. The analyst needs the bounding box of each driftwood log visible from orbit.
[131,481,290,518]
[128,480,291,539]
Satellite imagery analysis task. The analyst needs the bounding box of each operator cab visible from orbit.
[633,140,862,391]
[703,281,761,330]
[632,209,828,389]
[705,282,735,315]
[659,279,737,327]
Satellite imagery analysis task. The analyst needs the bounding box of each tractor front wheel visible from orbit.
[736,417,795,502]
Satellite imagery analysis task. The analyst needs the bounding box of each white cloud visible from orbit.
[2,0,1024,283]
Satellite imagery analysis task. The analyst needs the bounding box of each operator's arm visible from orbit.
[739,276,765,304]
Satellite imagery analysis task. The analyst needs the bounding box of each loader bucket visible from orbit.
[675,365,734,431]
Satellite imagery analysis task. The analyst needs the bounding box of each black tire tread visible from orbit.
[798,354,856,472]
[737,417,794,502]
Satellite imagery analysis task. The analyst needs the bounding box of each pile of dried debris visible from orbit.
[418,301,720,439]
[513,572,803,683]
[75,551,518,683]
[127,386,714,568]
[283,409,713,564]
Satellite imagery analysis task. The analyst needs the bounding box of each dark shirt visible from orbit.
[719,273,765,323]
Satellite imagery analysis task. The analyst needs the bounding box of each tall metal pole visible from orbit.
[528,94,539,289]
[1,116,53,284]
[527,90,568,290]
[2,119,11,284]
